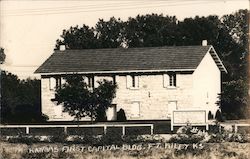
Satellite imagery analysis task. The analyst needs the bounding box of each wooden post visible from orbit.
[150,125,153,135]
[26,126,29,134]
[104,125,107,134]
[235,124,238,133]
[64,126,67,134]
[122,126,125,136]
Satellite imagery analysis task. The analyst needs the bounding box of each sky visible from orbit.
[0,0,249,79]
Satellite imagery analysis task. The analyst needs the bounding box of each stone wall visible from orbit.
[41,72,194,121]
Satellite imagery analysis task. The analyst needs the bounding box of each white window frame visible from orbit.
[163,73,177,88]
[88,76,94,88]
[49,77,56,90]
[126,75,139,89]
[169,73,176,87]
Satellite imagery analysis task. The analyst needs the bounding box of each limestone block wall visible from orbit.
[41,77,90,121]
[114,73,193,120]
[41,73,194,121]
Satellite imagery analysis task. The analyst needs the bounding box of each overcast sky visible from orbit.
[0,0,249,79]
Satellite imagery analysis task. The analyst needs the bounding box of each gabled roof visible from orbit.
[35,45,227,74]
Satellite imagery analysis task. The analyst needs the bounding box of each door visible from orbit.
[106,104,117,121]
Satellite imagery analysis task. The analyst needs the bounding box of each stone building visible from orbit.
[35,44,227,121]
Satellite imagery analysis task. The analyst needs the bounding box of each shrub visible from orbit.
[66,135,100,145]
[21,151,53,159]
[117,108,127,121]
[215,110,224,122]
[99,129,124,145]
[169,125,207,144]
[208,111,214,120]
[8,135,41,145]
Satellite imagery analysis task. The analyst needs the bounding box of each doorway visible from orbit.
[106,104,117,121]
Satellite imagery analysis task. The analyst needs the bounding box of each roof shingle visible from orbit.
[35,45,213,74]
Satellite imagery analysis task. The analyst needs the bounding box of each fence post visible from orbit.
[104,125,107,134]
[150,125,153,135]
[235,124,238,133]
[26,126,29,134]
[122,126,125,136]
[64,126,67,134]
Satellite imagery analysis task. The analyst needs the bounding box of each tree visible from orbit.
[95,17,125,48]
[125,14,178,47]
[53,75,117,122]
[0,47,6,64]
[1,71,47,123]
[54,10,249,119]
[176,15,221,46]
[55,25,98,50]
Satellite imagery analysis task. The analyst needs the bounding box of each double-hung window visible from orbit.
[126,75,139,89]
[163,72,176,88]
[88,76,94,88]
[49,77,61,90]
[169,73,176,87]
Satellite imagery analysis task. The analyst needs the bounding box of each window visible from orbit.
[49,77,56,90]
[131,102,140,117]
[49,77,61,90]
[112,75,116,84]
[88,76,94,88]
[56,78,61,89]
[163,72,176,88]
[61,77,66,85]
[126,75,139,89]
[169,73,176,87]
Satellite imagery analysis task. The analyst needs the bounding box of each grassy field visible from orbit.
[1,142,250,159]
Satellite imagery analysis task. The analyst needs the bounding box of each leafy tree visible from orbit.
[95,17,126,48]
[176,15,221,46]
[55,25,98,50]
[54,10,248,119]
[125,14,178,47]
[0,47,6,64]
[1,71,47,123]
[53,75,117,122]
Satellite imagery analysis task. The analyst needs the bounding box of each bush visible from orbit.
[215,110,224,122]
[208,111,214,120]
[8,135,41,145]
[21,151,53,159]
[99,129,124,145]
[169,125,208,144]
[117,108,127,121]
[66,135,100,145]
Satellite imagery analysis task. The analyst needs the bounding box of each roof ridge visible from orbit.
[54,45,212,53]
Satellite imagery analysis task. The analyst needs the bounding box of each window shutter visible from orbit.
[126,75,132,88]
[135,76,139,88]
[94,77,100,88]
[49,77,56,90]
[163,74,169,87]
[82,76,88,85]
[61,77,66,85]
